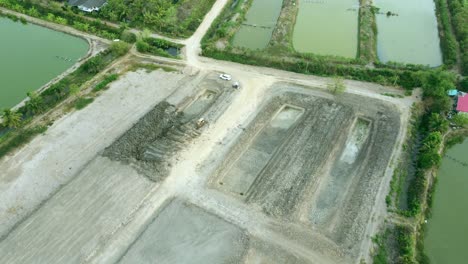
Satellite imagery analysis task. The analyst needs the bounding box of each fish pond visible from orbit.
[374,0,442,66]
[0,17,89,109]
[292,0,359,58]
[232,0,283,50]
[424,138,468,263]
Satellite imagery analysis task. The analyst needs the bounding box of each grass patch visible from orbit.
[93,74,119,92]
[128,63,178,73]
[74,97,94,110]
[0,126,47,158]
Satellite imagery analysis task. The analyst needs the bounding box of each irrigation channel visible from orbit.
[374,0,442,66]
[424,139,468,263]
[0,17,89,109]
[232,0,283,50]
[293,0,359,58]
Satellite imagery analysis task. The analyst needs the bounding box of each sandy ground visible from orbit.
[0,69,186,239]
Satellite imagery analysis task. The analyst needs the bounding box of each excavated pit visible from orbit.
[103,77,235,181]
[209,87,401,257]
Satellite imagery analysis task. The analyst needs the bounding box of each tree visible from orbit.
[452,113,468,127]
[327,77,346,95]
[25,91,44,114]
[1,109,22,128]
[427,113,449,133]
[110,41,130,56]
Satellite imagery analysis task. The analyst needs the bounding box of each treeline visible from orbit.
[405,70,454,216]
[447,0,468,75]
[94,0,216,38]
[0,0,123,40]
[203,47,430,89]
[136,37,182,58]
[0,43,127,158]
[434,0,458,67]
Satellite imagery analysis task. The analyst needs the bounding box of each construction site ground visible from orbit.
[0,1,419,263]
[0,66,416,263]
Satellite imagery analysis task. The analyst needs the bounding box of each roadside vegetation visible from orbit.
[136,32,183,59]
[0,41,129,159]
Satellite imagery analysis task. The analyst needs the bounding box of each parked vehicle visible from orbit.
[219,74,231,81]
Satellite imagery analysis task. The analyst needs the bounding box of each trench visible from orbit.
[219,105,304,195]
[309,118,371,226]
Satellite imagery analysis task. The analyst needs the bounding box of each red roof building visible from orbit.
[457,93,468,113]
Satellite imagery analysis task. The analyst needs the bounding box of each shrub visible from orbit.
[74,97,94,110]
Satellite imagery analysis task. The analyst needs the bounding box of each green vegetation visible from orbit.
[0,125,47,158]
[386,105,423,210]
[93,74,119,92]
[136,36,182,58]
[0,0,128,40]
[452,113,468,127]
[327,77,346,95]
[434,0,458,67]
[109,41,131,57]
[372,232,389,264]
[372,225,418,264]
[358,1,378,62]
[74,97,94,110]
[127,63,178,73]
[447,0,468,75]
[97,0,216,38]
[1,109,22,129]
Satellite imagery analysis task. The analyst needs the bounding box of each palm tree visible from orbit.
[25,91,44,115]
[1,109,22,128]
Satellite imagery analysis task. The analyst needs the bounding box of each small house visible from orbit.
[68,0,107,12]
[456,93,468,113]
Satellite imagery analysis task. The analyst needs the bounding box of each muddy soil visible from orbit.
[118,199,248,264]
[210,85,400,259]
[103,75,235,181]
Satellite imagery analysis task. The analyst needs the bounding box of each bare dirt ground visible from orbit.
[0,0,419,263]
[0,67,415,264]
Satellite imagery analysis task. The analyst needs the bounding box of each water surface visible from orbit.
[374,0,442,66]
[232,0,283,50]
[0,17,89,109]
[293,0,359,58]
[425,139,468,263]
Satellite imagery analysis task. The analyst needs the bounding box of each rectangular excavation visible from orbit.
[208,86,400,259]
[309,118,372,227]
[219,105,304,195]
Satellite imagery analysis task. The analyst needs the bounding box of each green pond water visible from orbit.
[292,0,359,58]
[0,17,89,109]
[374,0,442,66]
[232,0,283,50]
[424,139,468,263]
